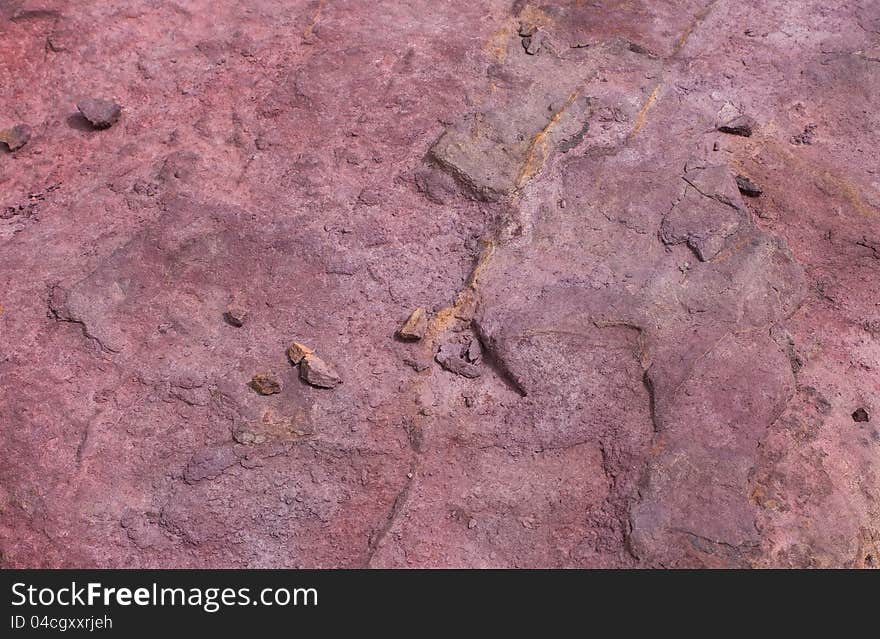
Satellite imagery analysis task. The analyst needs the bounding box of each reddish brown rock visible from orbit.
[76,98,122,129]
[286,342,314,365]
[249,374,281,395]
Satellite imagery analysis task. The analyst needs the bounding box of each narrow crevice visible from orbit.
[47,285,119,354]
[363,467,416,567]
[472,326,528,397]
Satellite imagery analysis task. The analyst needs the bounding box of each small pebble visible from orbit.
[223,307,248,327]
[397,307,427,341]
[852,407,870,423]
[0,124,32,151]
[76,97,122,129]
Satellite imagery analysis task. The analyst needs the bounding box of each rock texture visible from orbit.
[1,0,878,568]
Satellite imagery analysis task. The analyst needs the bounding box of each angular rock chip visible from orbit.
[717,114,755,137]
[223,306,248,327]
[397,307,428,341]
[852,408,870,423]
[76,98,122,129]
[286,341,315,365]
[735,175,763,197]
[435,342,481,379]
[300,354,341,389]
[249,373,281,395]
[0,124,32,151]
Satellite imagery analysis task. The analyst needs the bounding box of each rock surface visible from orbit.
[0,0,878,568]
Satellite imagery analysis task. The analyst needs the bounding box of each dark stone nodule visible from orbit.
[717,115,755,137]
[223,307,247,327]
[852,408,870,423]
[736,175,763,197]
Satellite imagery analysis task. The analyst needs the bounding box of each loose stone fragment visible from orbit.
[76,98,122,129]
[300,354,342,389]
[249,374,281,395]
[0,124,32,151]
[718,114,755,137]
[286,342,315,365]
[735,175,763,197]
[852,408,870,423]
[223,306,248,327]
[397,307,427,341]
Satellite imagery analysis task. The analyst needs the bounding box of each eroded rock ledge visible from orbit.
[1,0,878,568]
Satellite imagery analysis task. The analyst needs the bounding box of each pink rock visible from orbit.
[1,0,877,570]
